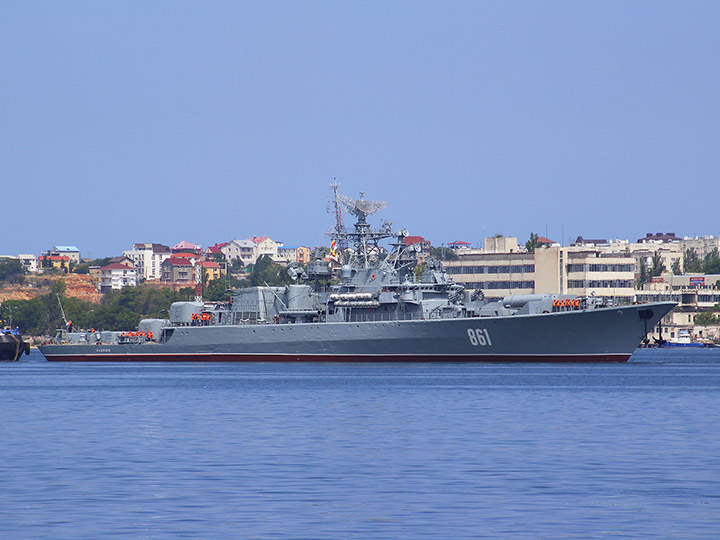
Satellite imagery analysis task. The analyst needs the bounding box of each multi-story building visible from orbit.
[296,246,311,265]
[276,246,298,264]
[38,255,71,272]
[123,243,171,281]
[444,239,636,303]
[161,257,194,284]
[222,236,284,265]
[17,254,37,273]
[50,246,81,264]
[99,263,137,292]
[223,239,256,265]
[201,260,222,282]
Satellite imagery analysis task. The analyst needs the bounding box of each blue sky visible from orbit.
[2,2,719,258]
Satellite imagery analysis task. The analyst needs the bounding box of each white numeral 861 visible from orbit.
[467,328,493,346]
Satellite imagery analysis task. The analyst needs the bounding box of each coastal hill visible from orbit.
[0,274,103,304]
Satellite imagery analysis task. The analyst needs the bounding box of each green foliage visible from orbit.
[51,279,67,296]
[250,255,291,287]
[671,259,682,275]
[694,311,718,326]
[204,278,230,302]
[684,249,702,273]
[650,251,666,277]
[702,249,720,274]
[0,259,25,284]
[0,285,199,335]
[429,247,458,261]
[525,232,540,253]
[636,259,649,288]
[229,257,245,272]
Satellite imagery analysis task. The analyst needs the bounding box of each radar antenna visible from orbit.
[328,186,391,268]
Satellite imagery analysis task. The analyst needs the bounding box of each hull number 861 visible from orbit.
[467,328,493,346]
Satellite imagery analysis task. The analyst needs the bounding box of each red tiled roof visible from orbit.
[201,261,221,268]
[101,263,134,271]
[403,236,430,246]
[165,258,193,266]
[205,243,228,253]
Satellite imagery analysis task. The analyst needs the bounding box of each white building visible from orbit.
[17,254,37,273]
[99,263,137,292]
[122,243,171,281]
[222,236,284,265]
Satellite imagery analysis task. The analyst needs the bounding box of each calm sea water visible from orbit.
[1,349,719,540]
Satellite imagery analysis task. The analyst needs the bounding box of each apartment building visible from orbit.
[99,263,137,292]
[123,243,171,281]
[444,239,636,303]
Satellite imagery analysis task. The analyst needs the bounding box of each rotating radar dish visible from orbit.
[336,193,388,218]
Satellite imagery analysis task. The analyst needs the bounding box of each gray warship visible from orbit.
[39,188,675,362]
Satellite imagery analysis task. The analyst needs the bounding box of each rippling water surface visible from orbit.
[2,349,719,539]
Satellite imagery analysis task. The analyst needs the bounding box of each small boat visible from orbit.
[664,330,705,348]
[0,328,31,361]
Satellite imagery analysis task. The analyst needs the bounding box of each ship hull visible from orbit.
[38,302,674,363]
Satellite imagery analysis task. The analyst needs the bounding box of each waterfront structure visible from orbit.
[99,263,137,292]
[123,243,171,281]
[444,244,636,304]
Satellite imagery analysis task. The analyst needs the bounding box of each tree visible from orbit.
[636,259,649,288]
[702,249,720,275]
[204,278,230,302]
[51,279,67,296]
[429,247,458,261]
[250,255,291,287]
[525,232,540,253]
[684,249,702,273]
[694,311,718,326]
[229,257,245,273]
[650,251,666,277]
[671,259,682,275]
[0,259,25,285]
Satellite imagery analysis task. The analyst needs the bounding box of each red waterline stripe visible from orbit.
[43,353,631,363]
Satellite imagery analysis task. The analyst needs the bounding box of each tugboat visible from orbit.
[38,186,676,363]
[0,328,31,361]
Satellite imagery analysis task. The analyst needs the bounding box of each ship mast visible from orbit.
[328,186,390,268]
